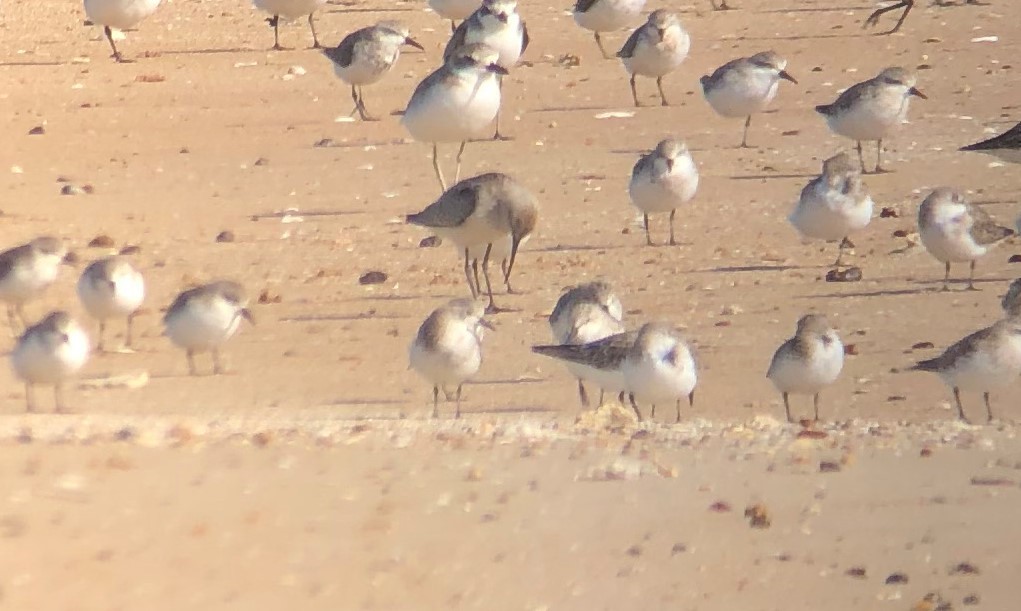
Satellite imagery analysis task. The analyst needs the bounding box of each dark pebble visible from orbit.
[87,235,116,248]
[884,572,909,585]
[216,230,235,243]
[419,236,442,248]
[359,271,387,285]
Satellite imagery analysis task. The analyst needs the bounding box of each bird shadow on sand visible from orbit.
[533,243,630,253]
[312,138,410,149]
[325,398,406,408]
[250,209,364,220]
[0,60,66,67]
[531,104,634,114]
[474,377,545,386]
[800,287,930,299]
[467,405,557,415]
[799,276,1012,299]
[730,173,817,181]
[279,311,413,322]
[325,6,418,14]
[757,5,875,13]
[160,47,267,56]
[734,32,866,42]
[692,264,800,273]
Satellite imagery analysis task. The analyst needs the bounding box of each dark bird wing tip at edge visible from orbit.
[910,358,940,372]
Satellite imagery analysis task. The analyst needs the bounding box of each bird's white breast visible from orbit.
[573,0,646,33]
[403,71,502,143]
[253,0,326,20]
[84,0,162,30]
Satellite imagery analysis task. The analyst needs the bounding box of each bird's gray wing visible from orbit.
[913,325,995,372]
[532,332,635,371]
[961,121,1021,152]
[616,26,643,59]
[406,184,480,229]
[968,203,1014,245]
[443,18,471,60]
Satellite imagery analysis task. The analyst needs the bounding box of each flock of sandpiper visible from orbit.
[3,0,1019,424]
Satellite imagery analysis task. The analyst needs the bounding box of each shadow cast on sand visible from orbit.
[730,173,818,181]
[757,5,875,13]
[251,209,364,220]
[474,377,545,386]
[467,405,557,415]
[160,47,266,56]
[693,265,799,273]
[534,243,629,253]
[531,104,633,114]
[280,311,412,322]
[326,398,406,407]
[0,60,66,67]
[325,6,417,14]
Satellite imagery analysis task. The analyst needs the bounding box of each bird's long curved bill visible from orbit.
[909,86,927,99]
[779,70,797,84]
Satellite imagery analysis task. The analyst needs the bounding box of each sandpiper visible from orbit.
[917,187,1013,291]
[628,137,699,246]
[960,120,1021,165]
[322,22,424,121]
[911,313,1021,423]
[163,281,254,376]
[572,0,647,59]
[430,0,482,32]
[443,0,529,140]
[546,281,625,407]
[253,0,327,49]
[532,330,635,408]
[409,298,493,418]
[402,43,507,191]
[616,10,690,107]
[788,152,874,268]
[815,67,926,174]
[77,256,145,352]
[864,0,985,35]
[11,311,90,413]
[83,0,162,62]
[622,322,697,423]
[0,236,69,336]
[701,50,797,148]
[406,172,539,312]
[767,314,844,423]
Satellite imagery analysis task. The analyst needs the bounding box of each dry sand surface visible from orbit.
[0,0,1020,608]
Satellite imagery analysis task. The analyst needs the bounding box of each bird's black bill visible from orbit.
[779,70,798,84]
[488,64,510,76]
[405,37,424,50]
[241,308,256,325]
[909,86,927,99]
